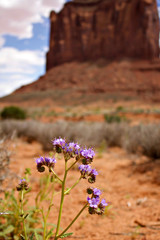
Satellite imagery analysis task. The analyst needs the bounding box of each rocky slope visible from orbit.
[10,59,160,103]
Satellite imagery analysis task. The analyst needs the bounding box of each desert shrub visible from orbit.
[0,120,128,151]
[124,124,160,159]
[116,106,125,112]
[103,123,128,147]
[104,113,127,123]
[0,134,11,190]
[33,121,107,150]
[1,106,26,120]
[2,119,160,159]
[123,125,143,154]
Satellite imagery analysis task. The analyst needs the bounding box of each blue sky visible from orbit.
[0,0,66,97]
[0,0,159,97]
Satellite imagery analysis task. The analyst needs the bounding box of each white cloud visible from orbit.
[0,0,66,97]
[0,47,45,97]
[0,76,35,97]
[0,36,5,48]
[0,0,65,39]
[0,47,45,72]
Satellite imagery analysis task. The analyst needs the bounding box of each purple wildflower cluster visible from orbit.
[87,187,108,215]
[78,164,98,183]
[80,148,95,164]
[16,179,29,191]
[35,138,108,215]
[36,156,56,173]
[52,137,94,163]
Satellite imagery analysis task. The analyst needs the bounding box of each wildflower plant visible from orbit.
[0,137,108,240]
[37,137,108,240]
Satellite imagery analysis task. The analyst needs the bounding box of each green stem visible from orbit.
[64,177,81,195]
[67,160,77,172]
[50,168,63,183]
[42,209,47,240]
[54,162,68,239]
[46,180,55,219]
[20,190,28,240]
[43,174,55,240]
[56,203,88,240]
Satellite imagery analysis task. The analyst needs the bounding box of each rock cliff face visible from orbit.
[46,0,159,71]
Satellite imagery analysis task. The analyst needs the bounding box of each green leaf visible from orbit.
[27,217,39,223]
[46,223,57,227]
[28,228,43,233]
[0,222,8,230]
[29,233,34,240]
[24,213,29,219]
[34,230,43,240]
[60,232,73,238]
[46,226,56,238]
[20,234,25,240]
[0,225,14,236]
[25,168,31,175]
[34,230,39,240]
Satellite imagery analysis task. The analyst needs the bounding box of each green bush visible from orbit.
[1,106,26,120]
[104,114,127,123]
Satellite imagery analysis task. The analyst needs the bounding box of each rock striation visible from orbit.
[46,0,159,71]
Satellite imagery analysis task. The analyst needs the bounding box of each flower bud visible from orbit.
[16,179,29,191]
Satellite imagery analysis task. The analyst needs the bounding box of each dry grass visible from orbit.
[1,120,160,159]
[0,130,11,190]
[124,124,160,159]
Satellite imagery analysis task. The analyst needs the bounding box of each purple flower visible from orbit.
[45,157,56,167]
[36,156,56,172]
[80,148,95,164]
[36,156,44,165]
[95,199,109,215]
[20,179,26,183]
[16,179,29,191]
[79,165,98,183]
[79,164,92,179]
[100,199,108,207]
[87,187,102,196]
[81,148,95,159]
[87,195,109,215]
[67,142,80,155]
[79,164,92,173]
[93,188,101,197]
[52,138,66,153]
[90,169,98,176]
[87,197,100,208]
[52,138,65,146]
[88,168,98,183]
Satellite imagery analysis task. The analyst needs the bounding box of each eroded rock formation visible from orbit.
[46,0,159,71]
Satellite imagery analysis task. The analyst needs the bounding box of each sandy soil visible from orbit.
[3,139,160,240]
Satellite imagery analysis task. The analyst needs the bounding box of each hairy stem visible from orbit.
[50,168,63,184]
[64,177,81,195]
[42,174,55,240]
[67,160,77,172]
[54,161,68,239]
[56,203,88,239]
[20,190,28,240]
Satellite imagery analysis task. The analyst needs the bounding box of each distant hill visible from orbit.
[1,60,160,105]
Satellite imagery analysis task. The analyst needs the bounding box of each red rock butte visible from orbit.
[46,0,159,71]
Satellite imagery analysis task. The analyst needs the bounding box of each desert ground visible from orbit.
[1,98,160,240]
[2,136,160,240]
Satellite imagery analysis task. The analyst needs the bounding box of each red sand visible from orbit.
[3,139,160,240]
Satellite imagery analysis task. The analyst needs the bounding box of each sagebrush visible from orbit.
[1,120,160,159]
